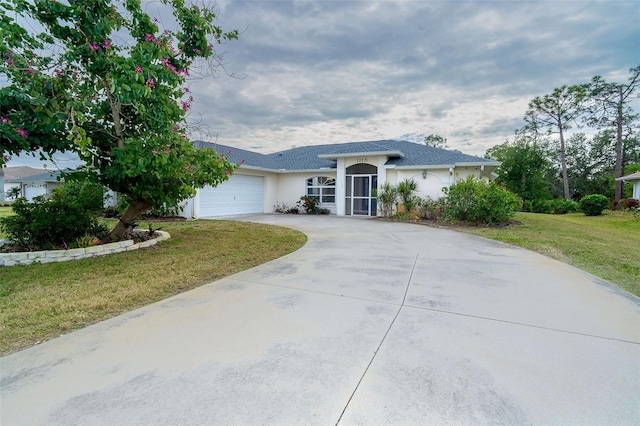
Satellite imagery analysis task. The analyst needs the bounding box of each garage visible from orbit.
[198,174,264,217]
[24,183,47,202]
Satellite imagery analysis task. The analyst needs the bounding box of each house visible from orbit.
[616,171,640,200]
[184,139,500,218]
[3,166,63,202]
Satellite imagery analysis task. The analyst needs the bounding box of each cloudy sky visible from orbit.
[7,0,640,168]
[183,0,639,156]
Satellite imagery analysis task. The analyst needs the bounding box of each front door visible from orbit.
[346,173,378,216]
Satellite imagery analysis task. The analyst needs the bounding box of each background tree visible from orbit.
[586,66,640,207]
[423,134,449,149]
[563,132,614,199]
[522,85,588,199]
[485,136,552,202]
[0,0,239,239]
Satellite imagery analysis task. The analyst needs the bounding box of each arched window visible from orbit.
[306,176,336,204]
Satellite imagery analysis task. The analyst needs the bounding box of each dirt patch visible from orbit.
[376,217,522,230]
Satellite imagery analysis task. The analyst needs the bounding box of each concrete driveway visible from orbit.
[1,214,639,425]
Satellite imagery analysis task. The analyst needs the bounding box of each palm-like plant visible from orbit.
[397,178,419,211]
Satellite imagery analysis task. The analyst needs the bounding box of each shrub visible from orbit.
[621,198,639,211]
[377,182,398,218]
[0,186,108,251]
[417,196,444,220]
[524,198,580,214]
[274,202,299,214]
[442,176,520,224]
[397,179,419,211]
[298,195,320,214]
[579,194,610,216]
[551,198,580,214]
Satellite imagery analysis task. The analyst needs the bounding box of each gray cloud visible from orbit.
[9,0,635,167]
[187,0,640,155]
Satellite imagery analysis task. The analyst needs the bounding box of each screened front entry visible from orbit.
[345,164,377,216]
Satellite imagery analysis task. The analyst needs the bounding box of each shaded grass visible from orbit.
[459,212,640,297]
[0,220,306,355]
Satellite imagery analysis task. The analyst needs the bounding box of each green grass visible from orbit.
[0,219,306,355]
[459,212,640,297]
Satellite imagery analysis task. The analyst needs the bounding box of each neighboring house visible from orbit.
[616,171,640,200]
[3,166,63,202]
[184,139,500,218]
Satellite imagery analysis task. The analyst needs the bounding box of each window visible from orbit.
[306,176,336,204]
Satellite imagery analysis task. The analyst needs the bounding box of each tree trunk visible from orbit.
[614,94,624,209]
[558,126,571,199]
[108,199,151,240]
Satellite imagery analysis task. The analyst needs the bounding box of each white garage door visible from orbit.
[24,183,47,202]
[199,174,264,217]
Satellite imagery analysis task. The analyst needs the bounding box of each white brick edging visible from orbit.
[0,231,170,267]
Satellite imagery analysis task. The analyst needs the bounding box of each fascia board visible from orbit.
[318,150,404,160]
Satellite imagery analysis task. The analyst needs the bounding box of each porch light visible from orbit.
[422,170,427,179]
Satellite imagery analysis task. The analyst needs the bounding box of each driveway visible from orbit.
[1,214,639,425]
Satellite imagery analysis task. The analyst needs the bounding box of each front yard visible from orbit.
[0,217,306,354]
[1,207,638,355]
[459,211,640,297]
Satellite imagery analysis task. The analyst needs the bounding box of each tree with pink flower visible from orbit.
[0,0,239,240]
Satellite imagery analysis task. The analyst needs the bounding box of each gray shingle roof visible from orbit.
[194,140,495,171]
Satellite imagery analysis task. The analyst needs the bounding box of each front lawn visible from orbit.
[0,219,306,355]
[459,212,640,297]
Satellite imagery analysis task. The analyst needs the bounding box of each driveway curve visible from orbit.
[1,214,639,425]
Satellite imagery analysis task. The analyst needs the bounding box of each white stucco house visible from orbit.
[3,166,63,202]
[616,171,640,200]
[183,139,500,218]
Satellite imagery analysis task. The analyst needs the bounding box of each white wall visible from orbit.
[276,171,337,213]
[394,166,493,201]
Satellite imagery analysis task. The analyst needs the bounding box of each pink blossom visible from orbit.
[6,50,13,56]
[240,159,246,164]
[5,59,13,65]
[152,149,159,155]
[183,87,190,93]
[224,169,230,175]
[90,43,99,51]
[180,101,190,111]
[171,124,179,132]
[161,58,178,74]
[193,48,201,55]
[146,78,155,88]
[25,69,33,75]
[135,65,143,73]
[1,117,8,123]
[16,128,28,137]
[103,39,112,48]
[163,29,171,35]
[145,34,154,42]
[54,69,63,76]
[153,17,159,23]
